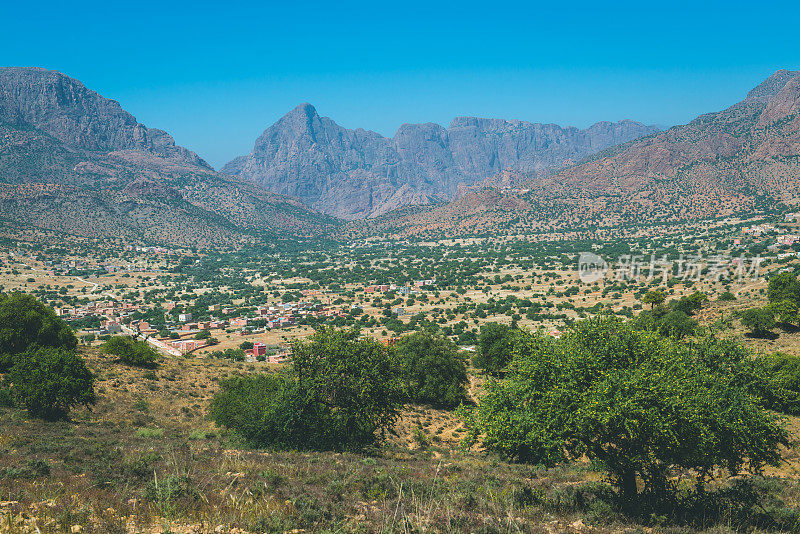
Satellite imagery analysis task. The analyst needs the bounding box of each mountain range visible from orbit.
[0,67,335,245]
[1,66,799,245]
[363,69,800,237]
[222,104,658,219]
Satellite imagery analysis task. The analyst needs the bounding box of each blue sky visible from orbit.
[3,0,799,168]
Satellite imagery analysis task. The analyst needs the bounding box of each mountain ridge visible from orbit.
[222,103,659,219]
[362,69,800,237]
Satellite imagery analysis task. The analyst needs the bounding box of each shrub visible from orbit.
[102,336,158,368]
[396,331,468,407]
[9,347,96,420]
[209,348,245,361]
[211,326,402,450]
[0,293,77,371]
[465,317,788,504]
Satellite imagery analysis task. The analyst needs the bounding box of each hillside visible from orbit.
[0,68,337,245]
[223,103,658,219]
[364,69,800,237]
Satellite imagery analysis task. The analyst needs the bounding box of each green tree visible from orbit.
[768,299,799,326]
[672,292,707,316]
[396,331,468,407]
[741,308,776,337]
[0,293,77,371]
[9,347,96,420]
[194,329,211,340]
[465,317,788,504]
[102,336,158,368]
[750,352,800,415]
[656,310,698,339]
[641,289,666,309]
[472,322,516,374]
[767,272,800,305]
[211,326,402,450]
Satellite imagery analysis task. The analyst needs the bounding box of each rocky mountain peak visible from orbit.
[0,67,209,168]
[225,106,659,219]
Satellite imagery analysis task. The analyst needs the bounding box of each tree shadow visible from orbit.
[744,331,780,340]
[778,323,800,334]
[524,477,800,531]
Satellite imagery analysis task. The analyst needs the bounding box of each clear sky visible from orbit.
[3,0,799,169]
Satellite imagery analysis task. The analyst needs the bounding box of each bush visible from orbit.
[465,317,788,504]
[396,331,468,407]
[210,348,245,361]
[0,293,77,371]
[211,326,402,450]
[9,347,96,420]
[102,336,158,368]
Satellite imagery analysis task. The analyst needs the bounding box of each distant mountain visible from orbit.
[362,70,800,237]
[0,68,335,245]
[222,104,659,219]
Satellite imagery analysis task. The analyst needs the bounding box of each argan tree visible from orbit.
[211,326,402,450]
[465,317,788,505]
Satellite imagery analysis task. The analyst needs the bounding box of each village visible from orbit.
[49,279,438,362]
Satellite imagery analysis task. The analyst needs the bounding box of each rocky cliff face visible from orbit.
[0,67,209,168]
[222,103,659,219]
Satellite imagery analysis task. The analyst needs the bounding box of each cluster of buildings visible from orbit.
[123,245,178,255]
[742,223,776,237]
[56,300,142,336]
[246,342,291,363]
[364,279,435,294]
